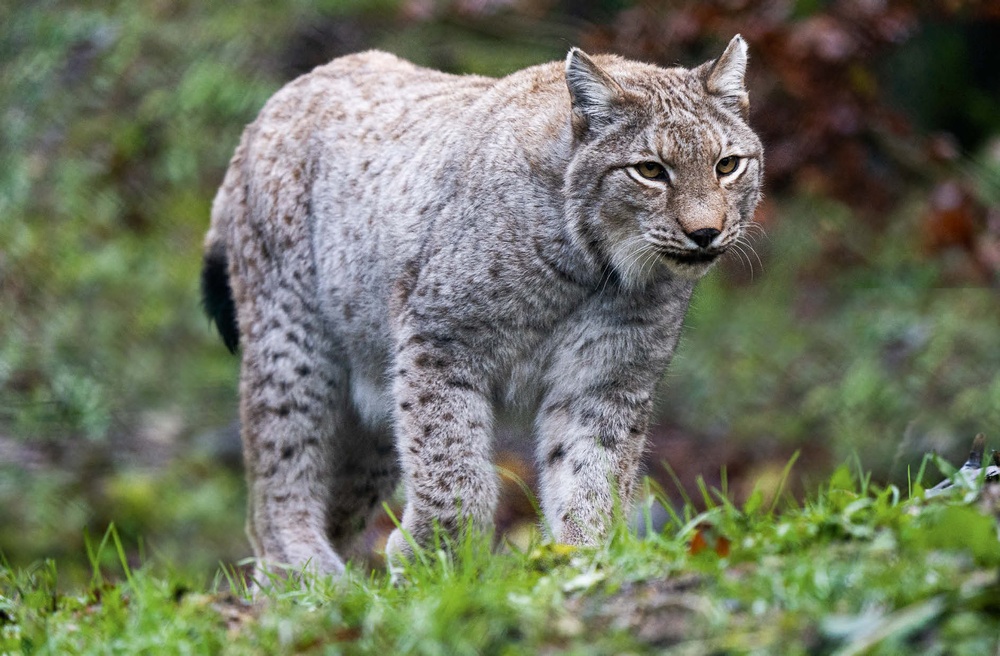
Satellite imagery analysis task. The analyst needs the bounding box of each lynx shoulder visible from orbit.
[202,36,763,576]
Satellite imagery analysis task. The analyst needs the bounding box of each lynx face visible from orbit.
[564,38,763,285]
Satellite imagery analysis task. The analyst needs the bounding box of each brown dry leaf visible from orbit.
[922,180,982,252]
[689,523,731,558]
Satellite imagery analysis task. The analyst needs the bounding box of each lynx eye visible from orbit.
[716,156,740,176]
[635,161,667,180]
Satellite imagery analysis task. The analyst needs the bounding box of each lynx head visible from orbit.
[563,35,763,285]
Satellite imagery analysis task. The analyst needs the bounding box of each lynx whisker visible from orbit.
[730,242,754,280]
[743,222,768,240]
[620,238,659,288]
[636,244,661,282]
[735,235,764,272]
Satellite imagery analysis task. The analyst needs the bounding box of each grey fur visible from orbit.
[204,36,763,575]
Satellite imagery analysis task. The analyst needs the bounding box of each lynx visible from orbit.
[202,35,763,576]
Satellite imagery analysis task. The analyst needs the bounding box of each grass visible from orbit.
[3,458,998,654]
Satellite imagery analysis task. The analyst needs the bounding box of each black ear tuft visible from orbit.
[201,243,239,354]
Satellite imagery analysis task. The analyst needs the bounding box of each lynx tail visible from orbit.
[201,241,239,354]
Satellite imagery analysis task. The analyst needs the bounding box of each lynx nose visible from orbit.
[686,228,720,249]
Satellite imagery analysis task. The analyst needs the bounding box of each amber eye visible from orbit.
[716,156,740,176]
[636,161,667,180]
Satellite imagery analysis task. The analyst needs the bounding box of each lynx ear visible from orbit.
[703,35,749,117]
[565,48,624,134]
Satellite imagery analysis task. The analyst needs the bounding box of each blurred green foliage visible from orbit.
[0,1,305,435]
[667,197,1000,474]
[1,0,294,578]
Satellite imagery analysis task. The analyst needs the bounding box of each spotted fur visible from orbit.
[203,36,763,575]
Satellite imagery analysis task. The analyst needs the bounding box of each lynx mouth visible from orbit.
[661,249,723,266]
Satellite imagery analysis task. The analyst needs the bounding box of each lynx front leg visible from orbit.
[535,374,657,546]
[385,339,499,562]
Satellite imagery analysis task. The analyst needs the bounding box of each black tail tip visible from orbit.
[201,243,239,355]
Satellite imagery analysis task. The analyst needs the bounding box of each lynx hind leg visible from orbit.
[238,308,349,579]
[325,402,400,557]
[237,287,401,581]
